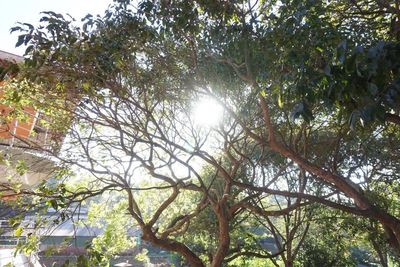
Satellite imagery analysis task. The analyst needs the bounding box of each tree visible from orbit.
[3,0,400,265]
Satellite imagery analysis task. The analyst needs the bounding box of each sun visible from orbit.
[192,97,223,127]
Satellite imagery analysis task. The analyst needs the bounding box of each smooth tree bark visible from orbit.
[258,95,400,253]
[218,49,400,254]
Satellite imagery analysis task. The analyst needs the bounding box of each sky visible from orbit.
[0,0,111,56]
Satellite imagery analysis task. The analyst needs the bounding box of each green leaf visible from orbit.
[10,26,23,33]
[60,259,70,267]
[24,45,34,55]
[323,65,331,76]
[15,160,28,176]
[337,40,347,64]
[51,199,58,210]
[16,35,25,47]
[77,255,90,267]
[348,110,359,130]
[367,83,378,96]
[290,102,304,121]
[82,82,91,91]
[278,94,283,108]
[15,227,23,237]
[24,34,32,45]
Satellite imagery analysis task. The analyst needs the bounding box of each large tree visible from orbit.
[3,0,400,265]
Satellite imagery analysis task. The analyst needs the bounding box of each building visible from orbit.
[0,205,173,267]
[0,50,59,266]
[0,50,57,198]
[0,50,173,267]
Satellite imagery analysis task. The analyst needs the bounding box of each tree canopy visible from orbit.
[2,0,400,266]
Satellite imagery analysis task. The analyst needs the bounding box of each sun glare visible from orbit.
[192,97,223,127]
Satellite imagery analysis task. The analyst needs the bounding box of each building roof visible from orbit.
[0,50,23,63]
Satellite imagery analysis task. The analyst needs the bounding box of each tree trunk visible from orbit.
[270,134,400,254]
[373,209,400,253]
[259,96,400,254]
[141,226,205,267]
[211,203,231,267]
[371,239,388,267]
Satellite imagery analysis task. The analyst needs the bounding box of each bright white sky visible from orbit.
[0,0,111,56]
